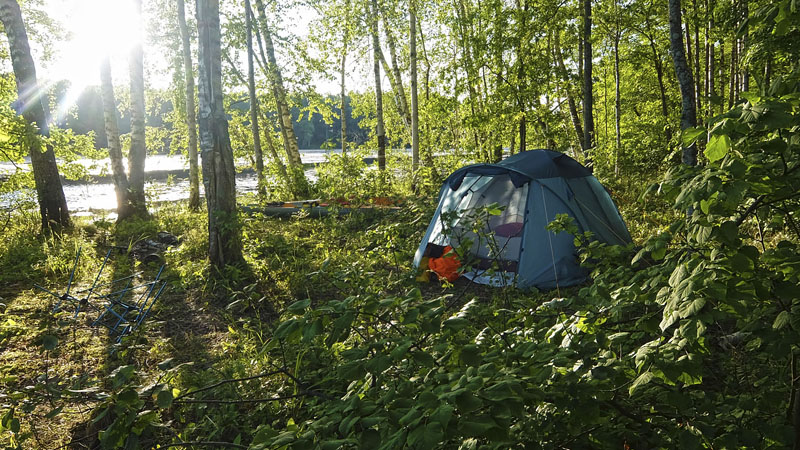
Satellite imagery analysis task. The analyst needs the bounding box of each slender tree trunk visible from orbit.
[719,38,725,113]
[410,1,420,176]
[645,35,670,141]
[196,0,242,268]
[340,0,349,155]
[492,0,504,161]
[177,0,201,209]
[517,0,528,155]
[382,14,412,131]
[454,0,481,155]
[741,0,749,92]
[377,48,411,132]
[554,31,585,150]
[707,0,715,117]
[0,0,70,231]
[340,43,348,153]
[708,39,715,115]
[253,0,303,171]
[728,41,736,108]
[244,0,266,196]
[259,112,289,182]
[371,0,386,171]
[764,54,772,94]
[340,53,348,154]
[582,0,595,166]
[510,122,517,154]
[416,13,437,175]
[734,39,741,100]
[99,57,133,221]
[614,29,621,176]
[128,0,148,216]
[668,0,698,166]
[693,0,701,120]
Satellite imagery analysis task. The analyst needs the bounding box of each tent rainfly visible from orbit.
[414,150,632,289]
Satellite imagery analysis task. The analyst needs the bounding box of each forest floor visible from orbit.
[0,198,450,447]
[0,181,652,448]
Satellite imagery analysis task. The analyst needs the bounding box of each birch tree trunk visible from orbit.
[668,0,698,166]
[554,31,585,151]
[196,0,242,268]
[177,0,201,210]
[741,0,749,92]
[259,112,289,183]
[382,14,412,131]
[0,0,70,231]
[128,0,148,216]
[340,41,348,153]
[245,0,266,196]
[339,0,349,155]
[613,27,621,176]
[415,13,437,175]
[582,0,595,166]
[371,0,386,171]
[410,1,419,176]
[252,0,303,172]
[99,57,133,221]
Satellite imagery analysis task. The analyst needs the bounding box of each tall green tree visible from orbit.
[582,0,595,166]
[668,0,697,165]
[410,0,419,177]
[128,0,149,216]
[0,0,70,231]
[99,57,133,220]
[252,0,304,174]
[371,0,387,171]
[244,0,266,196]
[177,0,201,210]
[196,0,242,268]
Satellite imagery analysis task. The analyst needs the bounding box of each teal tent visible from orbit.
[413,150,631,289]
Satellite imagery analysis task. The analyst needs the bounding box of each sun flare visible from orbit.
[47,0,141,120]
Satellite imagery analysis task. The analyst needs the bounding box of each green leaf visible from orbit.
[156,389,173,408]
[157,358,176,370]
[455,391,482,413]
[110,365,136,388]
[705,134,731,162]
[431,404,454,428]
[700,199,711,215]
[45,405,64,419]
[459,418,497,436]
[443,317,469,331]
[399,407,422,427]
[287,299,311,313]
[42,335,58,351]
[629,371,654,395]
[460,345,481,367]
[773,311,790,330]
[679,297,706,318]
[682,126,706,146]
[366,355,391,374]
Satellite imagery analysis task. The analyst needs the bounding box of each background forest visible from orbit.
[1,0,800,448]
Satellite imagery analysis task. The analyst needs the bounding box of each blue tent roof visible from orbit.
[448,149,591,189]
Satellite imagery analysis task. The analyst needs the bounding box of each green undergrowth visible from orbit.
[4,74,800,447]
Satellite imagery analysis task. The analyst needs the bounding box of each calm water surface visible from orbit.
[0,150,354,215]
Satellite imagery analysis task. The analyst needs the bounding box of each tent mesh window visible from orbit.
[430,174,527,274]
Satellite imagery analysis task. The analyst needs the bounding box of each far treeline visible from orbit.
[58,86,369,152]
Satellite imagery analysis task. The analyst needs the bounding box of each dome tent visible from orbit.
[413,150,632,289]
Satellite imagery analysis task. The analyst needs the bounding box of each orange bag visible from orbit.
[428,246,461,282]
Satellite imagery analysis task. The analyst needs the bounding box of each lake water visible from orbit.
[0,149,366,215]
